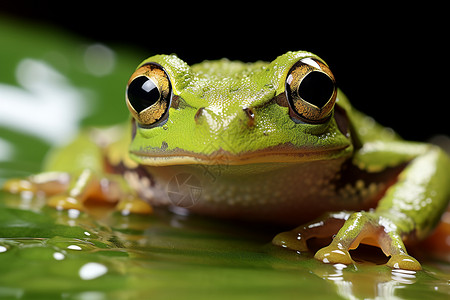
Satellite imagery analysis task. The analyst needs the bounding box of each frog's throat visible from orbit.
[129,144,351,166]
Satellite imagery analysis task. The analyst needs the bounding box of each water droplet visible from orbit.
[67,245,82,251]
[79,262,108,280]
[53,252,65,260]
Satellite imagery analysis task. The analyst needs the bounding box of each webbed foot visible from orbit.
[273,211,422,270]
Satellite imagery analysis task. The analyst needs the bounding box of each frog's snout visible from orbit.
[194,107,256,128]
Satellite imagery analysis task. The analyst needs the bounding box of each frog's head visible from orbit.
[125,51,353,167]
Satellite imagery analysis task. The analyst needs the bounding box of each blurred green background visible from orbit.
[0,6,449,300]
[0,17,141,179]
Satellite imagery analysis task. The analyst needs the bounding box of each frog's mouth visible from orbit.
[130,104,353,166]
[129,143,351,167]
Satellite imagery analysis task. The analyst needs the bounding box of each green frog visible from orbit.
[4,51,450,270]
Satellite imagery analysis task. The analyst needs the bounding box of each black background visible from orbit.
[1,2,448,141]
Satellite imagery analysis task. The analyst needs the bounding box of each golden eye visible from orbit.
[126,63,172,126]
[285,57,337,123]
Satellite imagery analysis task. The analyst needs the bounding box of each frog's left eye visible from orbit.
[285,57,337,123]
[126,63,172,126]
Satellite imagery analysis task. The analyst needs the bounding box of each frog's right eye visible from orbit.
[126,63,172,126]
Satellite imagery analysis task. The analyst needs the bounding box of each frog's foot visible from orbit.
[315,212,421,270]
[273,211,422,270]
[3,172,70,196]
[3,172,85,210]
[116,196,153,215]
[272,212,351,252]
[3,170,153,215]
[47,195,85,211]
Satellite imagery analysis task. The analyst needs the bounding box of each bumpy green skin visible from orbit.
[7,51,449,270]
[339,91,450,241]
[333,92,450,239]
[130,52,351,160]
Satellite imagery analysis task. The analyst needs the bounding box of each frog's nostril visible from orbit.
[243,107,255,119]
[243,107,255,127]
[194,107,205,124]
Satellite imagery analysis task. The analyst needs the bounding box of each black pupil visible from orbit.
[127,76,160,113]
[298,71,334,108]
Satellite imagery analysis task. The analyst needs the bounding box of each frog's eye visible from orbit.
[126,63,172,126]
[285,57,337,123]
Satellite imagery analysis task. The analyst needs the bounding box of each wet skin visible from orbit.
[4,51,450,270]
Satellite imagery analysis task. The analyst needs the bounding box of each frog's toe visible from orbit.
[272,230,309,252]
[3,179,37,194]
[314,245,354,265]
[387,254,421,271]
[47,195,85,211]
[3,172,70,196]
[116,196,153,215]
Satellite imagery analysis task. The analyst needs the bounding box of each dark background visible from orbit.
[1,2,448,141]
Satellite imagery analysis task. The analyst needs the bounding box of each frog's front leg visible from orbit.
[313,211,421,270]
[45,169,119,211]
[273,211,418,267]
[4,127,153,214]
[274,143,450,270]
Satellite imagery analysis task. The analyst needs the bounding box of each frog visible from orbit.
[3,51,450,271]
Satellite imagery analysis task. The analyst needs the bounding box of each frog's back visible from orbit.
[190,58,268,78]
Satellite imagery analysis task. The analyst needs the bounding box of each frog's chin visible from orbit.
[129,144,351,167]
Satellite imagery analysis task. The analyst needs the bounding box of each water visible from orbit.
[0,191,448,300]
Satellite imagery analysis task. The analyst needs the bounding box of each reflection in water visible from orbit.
[391,269,417,285]
[375,269,417,299]
[324,264,354,298]
[313,259,419,300]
